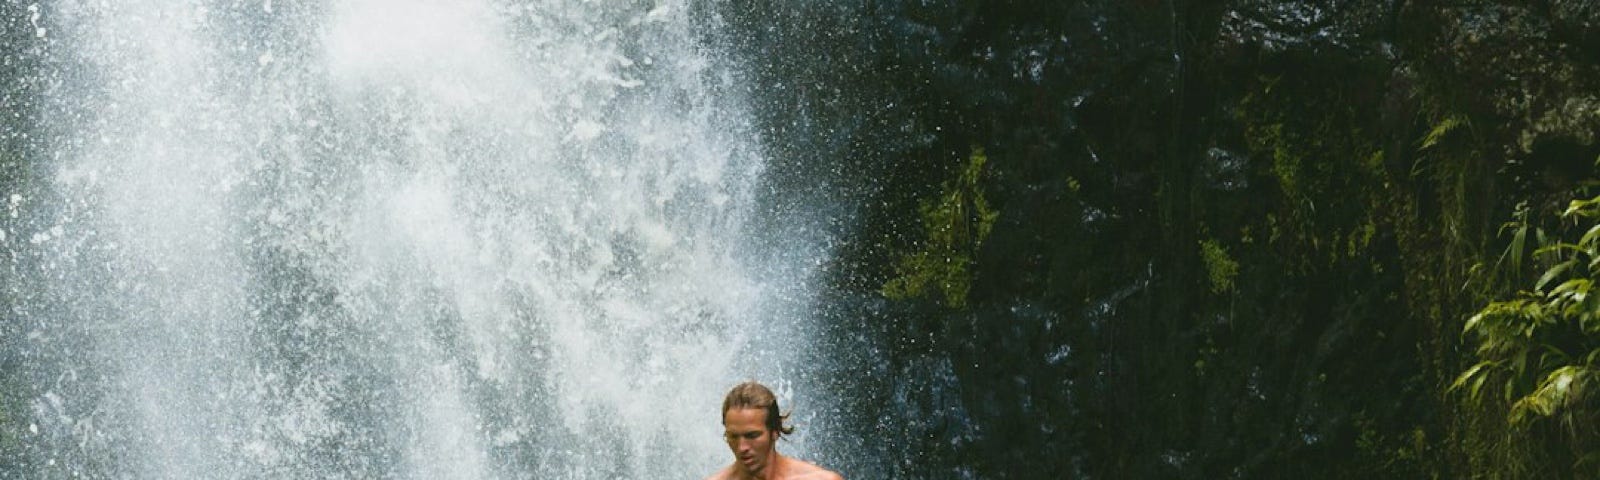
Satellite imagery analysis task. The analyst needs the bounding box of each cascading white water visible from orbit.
[13,0,826,477]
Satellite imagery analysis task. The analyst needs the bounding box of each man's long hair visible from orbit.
[721,381,795,438]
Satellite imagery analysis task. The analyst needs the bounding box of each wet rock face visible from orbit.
[725,1,1600,478]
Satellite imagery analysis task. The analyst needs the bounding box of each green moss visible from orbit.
[1199,238,1239,294]
[882,145,1000,309]
[1269,130,1303,200]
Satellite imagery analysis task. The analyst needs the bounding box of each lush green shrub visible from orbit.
[1457,193,1600,474]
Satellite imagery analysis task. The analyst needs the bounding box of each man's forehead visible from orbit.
[722,408,767,430]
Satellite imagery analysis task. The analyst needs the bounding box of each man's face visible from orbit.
[723,408,775,476]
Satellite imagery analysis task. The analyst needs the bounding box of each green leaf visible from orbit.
[1471,370,1491,401]
[1510,366,1592,428]
[1505,374,1519,403]
[1452,362,1486,390]
[1564,195,1600,218]
[1463,310,1487,335]
[1532,242,1581,258]
[1536,259,1576,292]
[1419,114,1463,151]
[1451,362,1495,400]
[1536,228,1549,256]
[1550,278,1592,301]
[1510,223,1527,273]
[1580,223,1600,250]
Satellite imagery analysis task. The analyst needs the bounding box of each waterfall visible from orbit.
[6,1,824,477]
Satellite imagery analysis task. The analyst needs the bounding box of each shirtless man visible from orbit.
[704,382,844,480]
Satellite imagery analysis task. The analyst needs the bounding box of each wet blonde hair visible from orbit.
[721,381,794,437]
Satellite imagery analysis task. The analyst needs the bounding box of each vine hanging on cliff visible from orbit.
[881,145,1000,309]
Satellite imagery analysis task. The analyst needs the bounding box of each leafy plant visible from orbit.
[1455,194,1600,471]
